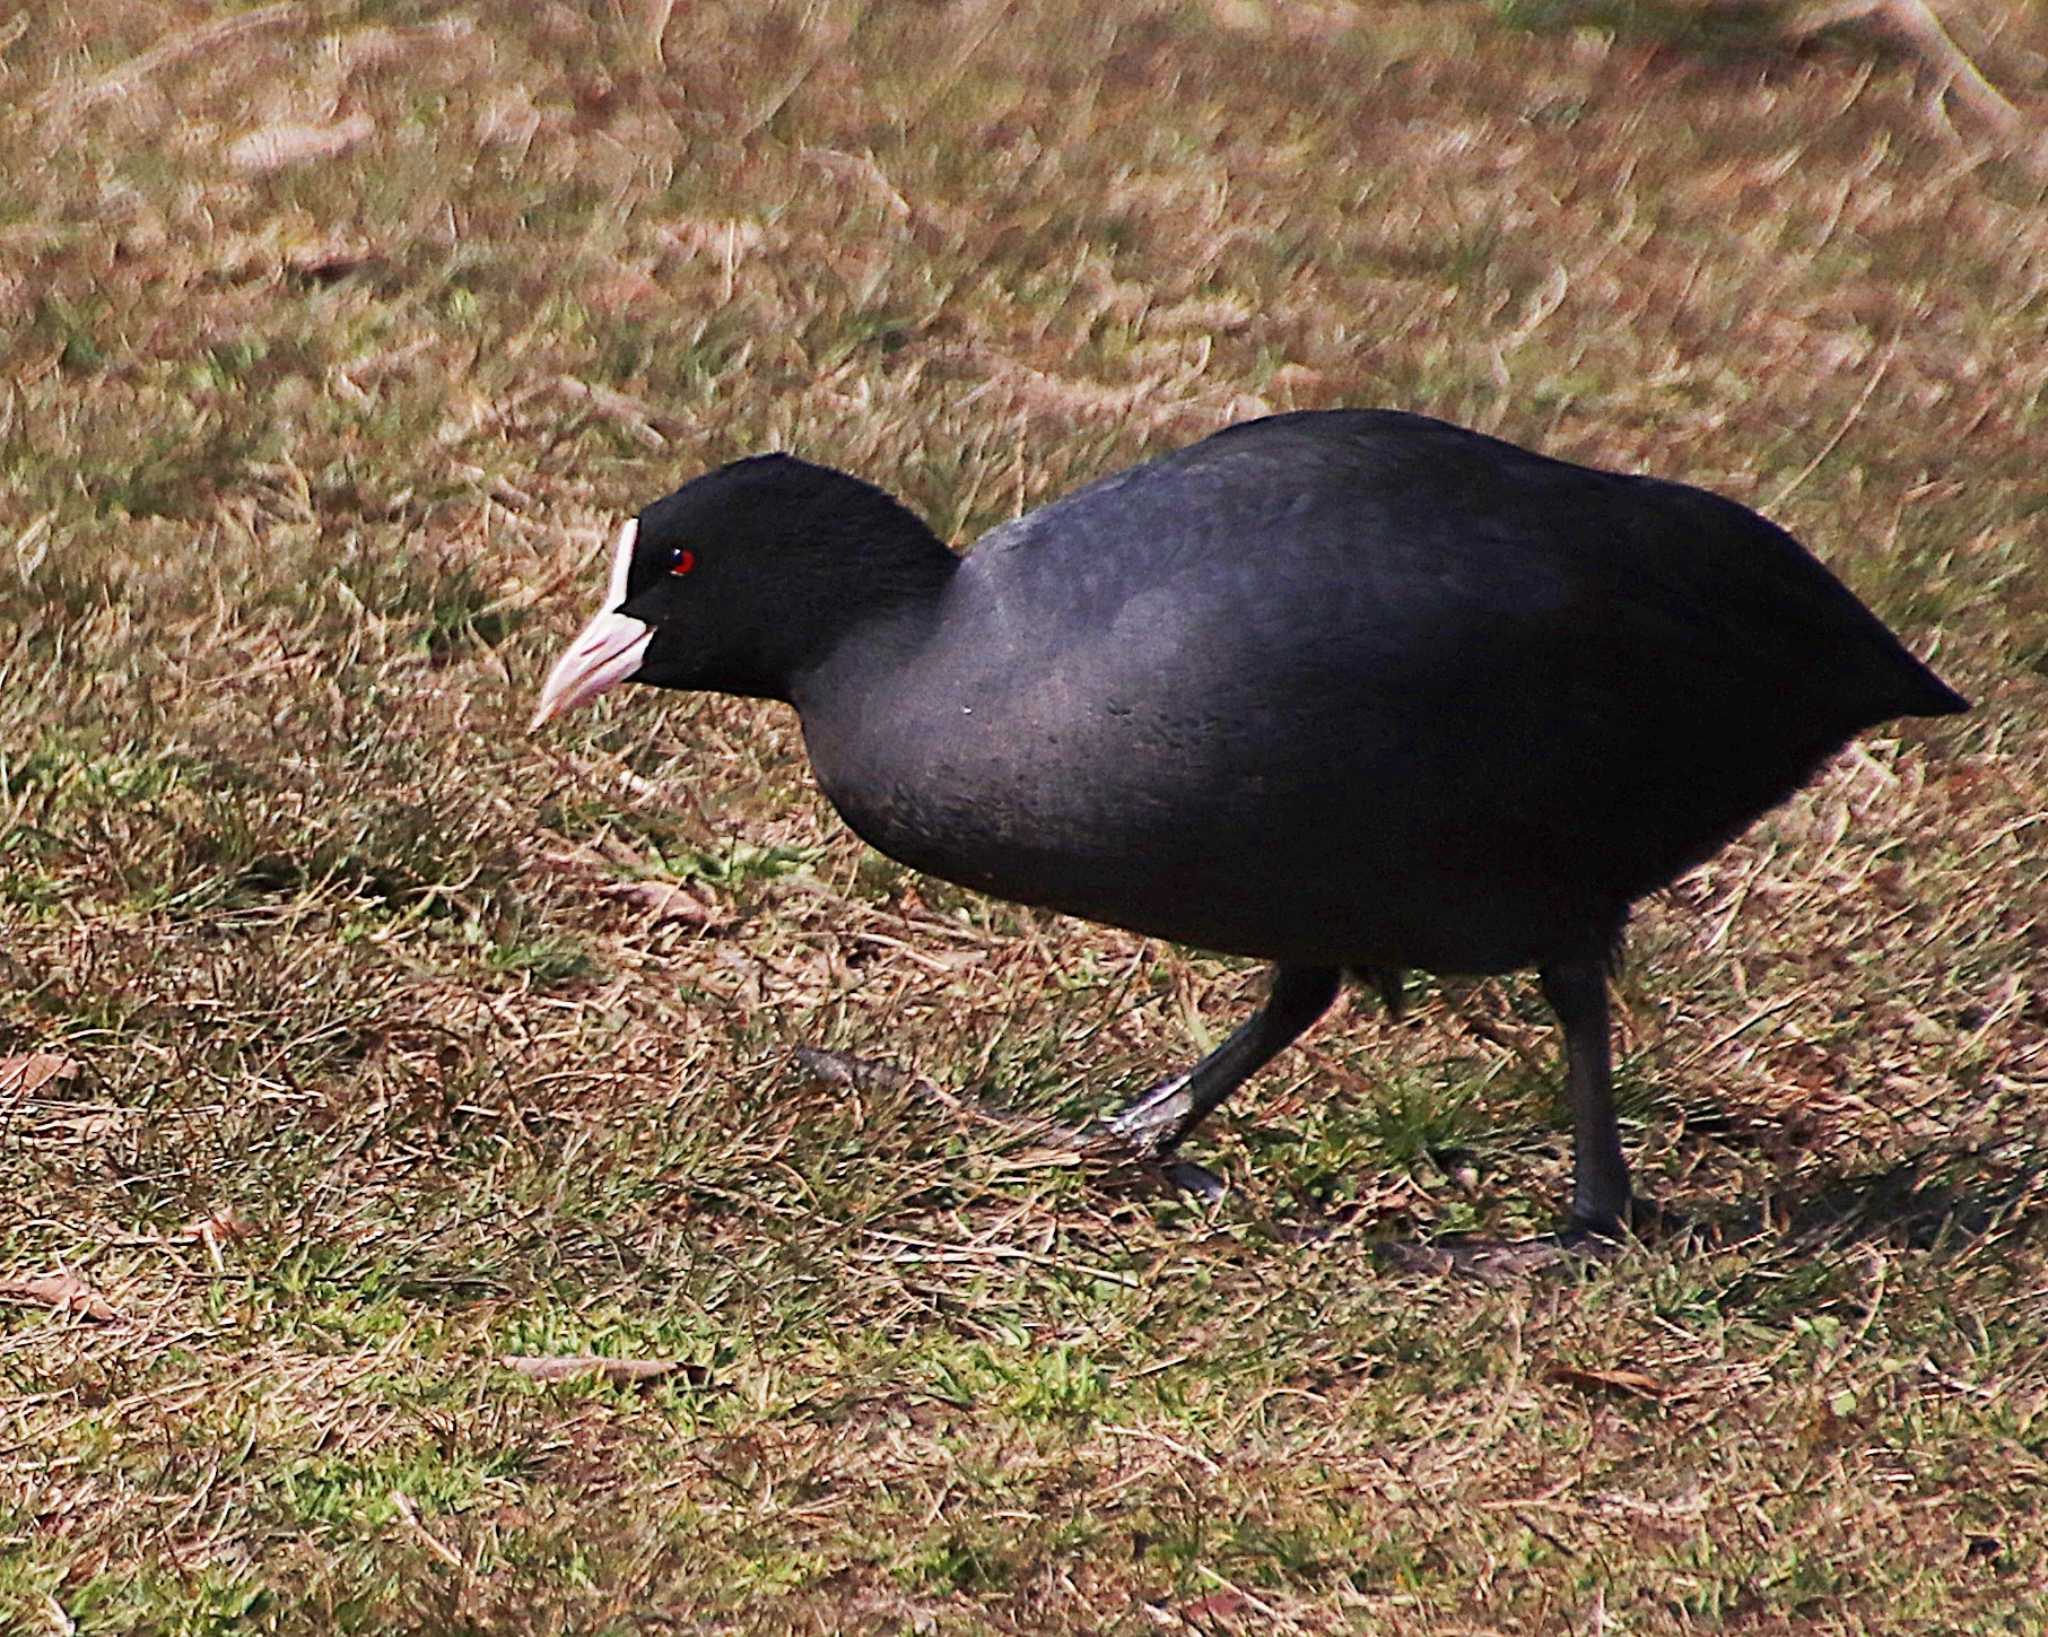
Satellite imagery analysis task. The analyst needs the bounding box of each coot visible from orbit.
[532,410,1966,1236]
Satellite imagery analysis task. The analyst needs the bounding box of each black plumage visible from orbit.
[533,410,1966,1236]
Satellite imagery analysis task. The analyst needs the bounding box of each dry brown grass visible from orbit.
[2,0,2045,1631]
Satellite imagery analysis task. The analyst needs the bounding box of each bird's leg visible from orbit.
[1538,957,1633,1237]
[1095,964,1343,1162]
[1373,959,1643,1276]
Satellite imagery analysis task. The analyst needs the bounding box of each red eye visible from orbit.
[670,549,696,576]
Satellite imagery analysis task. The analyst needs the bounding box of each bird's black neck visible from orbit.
[760,494,960,706]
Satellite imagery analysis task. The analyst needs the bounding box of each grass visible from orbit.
[2,0,2046,1630]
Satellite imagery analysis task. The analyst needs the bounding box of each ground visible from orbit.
[2,1,2046,1631]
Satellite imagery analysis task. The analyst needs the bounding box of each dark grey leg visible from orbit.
[1538,958,1633,1235]
[1099,964,1343,1160]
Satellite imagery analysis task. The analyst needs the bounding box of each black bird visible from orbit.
[532,410,1966,1238]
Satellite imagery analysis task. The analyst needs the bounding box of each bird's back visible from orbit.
[801,411,1962,970]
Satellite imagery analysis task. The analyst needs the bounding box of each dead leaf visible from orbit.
[1548,1363,1675,1401]
[600,878,730,929]
[590,271,665,315]
[1180,1589,1251,1622]
[0,1053,79,1096]
[498,1355,708,1388]
[1179,1598,1253,1630]
[227,113,376,176]
[0,1273,119,1322]
[181,1207,253,1245]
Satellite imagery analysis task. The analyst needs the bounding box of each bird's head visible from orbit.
[530,453,951,725]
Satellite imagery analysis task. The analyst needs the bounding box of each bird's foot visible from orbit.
[793,1049,1228,1198]
[1019,1066,1230,1200]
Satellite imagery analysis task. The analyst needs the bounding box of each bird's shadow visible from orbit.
[788,1045,2046,1268]
[1708,1155,2048,1256]
[1261,1155,2048,1278]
